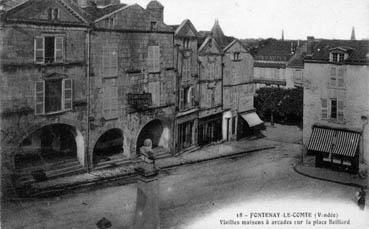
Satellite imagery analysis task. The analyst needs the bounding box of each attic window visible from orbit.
[48,8,59,20]
[183,38,190,49]
[151,21,157,31]
[332,53,345,63]
[232,52,241,61]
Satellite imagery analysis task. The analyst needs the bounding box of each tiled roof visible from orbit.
[254,39,305,62]
[81,3,126,21]
[307,39,369,64]
[210,20,233,49]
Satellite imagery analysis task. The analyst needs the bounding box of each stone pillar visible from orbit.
[132,160,160,229]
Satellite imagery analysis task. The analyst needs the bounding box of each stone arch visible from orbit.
[92,128,124,165]
[14,123,86,180]
[136,119,171,156]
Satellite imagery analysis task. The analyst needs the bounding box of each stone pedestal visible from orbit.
[132,163,160,229]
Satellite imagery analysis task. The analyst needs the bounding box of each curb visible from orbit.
[293,165,366,188]
[15,146,276,199]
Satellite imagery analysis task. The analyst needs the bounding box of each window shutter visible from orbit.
[337,100,344,121]
[179,88,184,109]
[55,37,63,62]
[35,37,44,63]
[321,98,328,119]
[63,79,73,111]
[35,81,45,115]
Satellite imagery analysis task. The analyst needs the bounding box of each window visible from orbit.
[321,98,328,119]
[102,79,118,119]
[330,99,337,119]
[337,100,344,121]
[183,38,190,49]
[148,45,160,73]
[184,86,194,109]
[337,68,345,87]
[150,21,157,30]
[102,43,118,76]
[329,67,337,87]
[233,52,241,61]
[332,53,345,62]
[34,36,63,64]
[35,79,72,115]
[48,8,59,20]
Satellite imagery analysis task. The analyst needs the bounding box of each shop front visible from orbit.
[237,111,264,140]
[307,124,361,174]
[198,113,223,146]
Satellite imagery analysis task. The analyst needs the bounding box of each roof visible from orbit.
[82,3,126,21]
[174,19,198,37]
[254,39,305,62]
[306,39,369,64]
[210,20,233,49]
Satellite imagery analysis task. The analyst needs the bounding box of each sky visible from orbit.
[121,0,369,40]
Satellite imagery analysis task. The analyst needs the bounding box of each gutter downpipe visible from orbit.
[86,28,91,173]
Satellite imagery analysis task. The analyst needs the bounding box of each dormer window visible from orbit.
[183,38,190,49]
[332,53,344,62]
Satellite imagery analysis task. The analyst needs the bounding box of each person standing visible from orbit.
[358,187,366,210]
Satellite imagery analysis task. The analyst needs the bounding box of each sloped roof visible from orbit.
[307,39,369,64]
[210,20,233,49]
[174,19,198,37]
[198,36,222,55]
[254,39,305,62]
[82,3,126,21]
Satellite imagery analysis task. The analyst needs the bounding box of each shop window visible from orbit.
[35,79,73,115]
[178,121,193,150]
[35,36,63,64]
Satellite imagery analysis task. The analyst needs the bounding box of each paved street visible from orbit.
[2,125,368,229]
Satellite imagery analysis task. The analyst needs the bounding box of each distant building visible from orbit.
[253,39,306,89]
[303,38,369,172]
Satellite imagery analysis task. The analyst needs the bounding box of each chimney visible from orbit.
[281,29,284,41]
[306,36,314,56]
[146,1,164,22]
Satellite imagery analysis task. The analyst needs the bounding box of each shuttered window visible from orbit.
[148,81,160,106]
[148,46,160,73]
[63,79,73,111]
[337,100,344,121]
[337,68,345,88]
[55,37,63,63]
[35,79,73,115]
[35,81,45,114]
[102,43,118,77]
[34,36,64,64]
[103,79,118,119]
[321,98,328,119]
[35,37,44,63]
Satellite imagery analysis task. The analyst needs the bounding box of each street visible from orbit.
[2,124,368,229]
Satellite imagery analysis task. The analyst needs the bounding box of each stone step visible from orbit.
[16,159,80,175]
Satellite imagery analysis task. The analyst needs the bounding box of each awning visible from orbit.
[332,131,360,157]
[240,112,263,127]
[308,126,361,157]
[307,127,335,153]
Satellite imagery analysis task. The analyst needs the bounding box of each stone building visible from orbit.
[197,35,223,146]
[172,19,199,152]
[253,39,306,89]
[0,0,91,195]
[88,0,176,165]
[0,0,176,196]
[209,20,261,141]
[303,38,369,173]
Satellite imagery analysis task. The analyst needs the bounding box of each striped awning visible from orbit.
[332,131,360,157]
[307,127,335,153]
[307,126,361,157]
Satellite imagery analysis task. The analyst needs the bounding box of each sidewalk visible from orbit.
[294,156,368,188]
[17,138,277,198]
